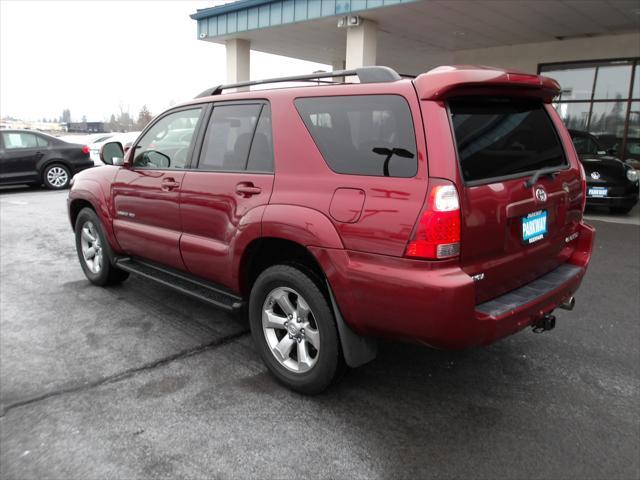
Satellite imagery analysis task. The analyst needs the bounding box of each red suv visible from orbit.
[68,66,594,393]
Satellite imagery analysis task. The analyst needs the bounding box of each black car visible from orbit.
[569,130,639,214]
[0,130,94,189]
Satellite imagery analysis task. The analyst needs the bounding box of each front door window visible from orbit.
[132,108,203,170]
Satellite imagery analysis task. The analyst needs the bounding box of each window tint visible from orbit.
[199,104,262,171]
[295,95,417,177]
[132,108,203,170]
[2,132,38,149]
[247,105,274,172]
[449,98,567,183]
[35,135,49,147]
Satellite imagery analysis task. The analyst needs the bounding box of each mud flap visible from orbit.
[326,282,377,368]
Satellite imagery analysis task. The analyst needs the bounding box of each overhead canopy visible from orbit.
[191,0,640,73]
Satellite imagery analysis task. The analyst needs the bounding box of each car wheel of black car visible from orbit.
[609,206,634,215]
[249,264,344,394]
[75,208,129,286]
[42,163,71,189]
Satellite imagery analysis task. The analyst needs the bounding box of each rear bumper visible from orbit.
[71,160,95,175]
[312,222,595,349]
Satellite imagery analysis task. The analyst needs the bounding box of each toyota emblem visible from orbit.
[535,187,547,203]
[591,171,601,180]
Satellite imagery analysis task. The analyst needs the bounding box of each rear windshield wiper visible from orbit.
[524,166,561,188]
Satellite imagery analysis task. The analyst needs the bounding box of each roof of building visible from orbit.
[190,0,640,74]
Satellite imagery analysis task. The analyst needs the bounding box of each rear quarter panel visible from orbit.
[267,82,429,257]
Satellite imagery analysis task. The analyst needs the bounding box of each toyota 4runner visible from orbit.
[68,66,595,394]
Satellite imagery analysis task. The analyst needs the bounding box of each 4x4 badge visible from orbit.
[535,187,547,203]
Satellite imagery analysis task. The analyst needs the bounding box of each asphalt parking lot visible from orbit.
[1,186,638,480]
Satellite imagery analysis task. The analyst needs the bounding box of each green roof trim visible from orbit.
[192,0,419,39]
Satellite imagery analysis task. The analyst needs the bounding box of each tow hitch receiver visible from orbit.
[532,314,556,333]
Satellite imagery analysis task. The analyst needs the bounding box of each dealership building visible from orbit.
[191,0,640,158]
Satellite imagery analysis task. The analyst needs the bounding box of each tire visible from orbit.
[249,264,344,394]
[609,205,634,215]
[74,208,129,286]
[43,163,71,189]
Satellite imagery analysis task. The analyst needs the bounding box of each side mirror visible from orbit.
[100,142,125,166]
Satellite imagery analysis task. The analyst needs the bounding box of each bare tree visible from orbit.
[136,105,153,130]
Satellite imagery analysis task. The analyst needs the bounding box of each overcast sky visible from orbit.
[0,0,328,122]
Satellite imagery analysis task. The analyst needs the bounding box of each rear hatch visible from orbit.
[448,97,583,304]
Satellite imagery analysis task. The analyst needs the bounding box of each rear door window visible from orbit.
[295,95,417,177]
[246,105,274,173]
[449,98,567,183]
[35,135,49,147]
[198,104,263,171]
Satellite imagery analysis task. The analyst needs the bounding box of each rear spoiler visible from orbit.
[414,65,561,103]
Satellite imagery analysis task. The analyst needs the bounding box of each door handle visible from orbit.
[162,177,180,191]
[235,182,262,197]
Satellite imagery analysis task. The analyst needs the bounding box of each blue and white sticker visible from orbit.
[522,210,547,244]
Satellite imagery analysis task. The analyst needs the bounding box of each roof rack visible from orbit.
[195,66,402,98]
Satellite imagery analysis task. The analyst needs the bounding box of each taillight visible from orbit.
[82,145,90,155]
[405,180,461,260]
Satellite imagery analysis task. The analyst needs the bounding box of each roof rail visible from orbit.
[195,66,402,98]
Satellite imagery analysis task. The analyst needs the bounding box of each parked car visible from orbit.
[569,130,639,214]
[1,129,93,189]
[621,138,640,169]
[90,132,141,166]
[68,66,595,393]
[588,134,640,169]
[58,133,115,145]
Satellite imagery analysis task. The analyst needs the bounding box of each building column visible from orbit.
[225,38,250,84]
[345,19,377,69]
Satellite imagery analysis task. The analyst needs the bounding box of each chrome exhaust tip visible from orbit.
[559,296,575,311]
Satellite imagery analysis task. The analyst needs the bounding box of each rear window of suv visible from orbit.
[449,97,567,184]
[295,95,417,177]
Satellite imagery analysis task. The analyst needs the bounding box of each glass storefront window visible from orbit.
[625,102,640,164]
[593,64,632,100]
[589,102,627,137]
[544,67,595,101]
[555,102,591,130]
[540,58,639,165]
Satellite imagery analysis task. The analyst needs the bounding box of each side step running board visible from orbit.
[114,258,244,313]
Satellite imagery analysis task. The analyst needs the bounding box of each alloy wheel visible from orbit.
[262,287,320,373]
[46,166,68,187]
[80,221,103,274]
